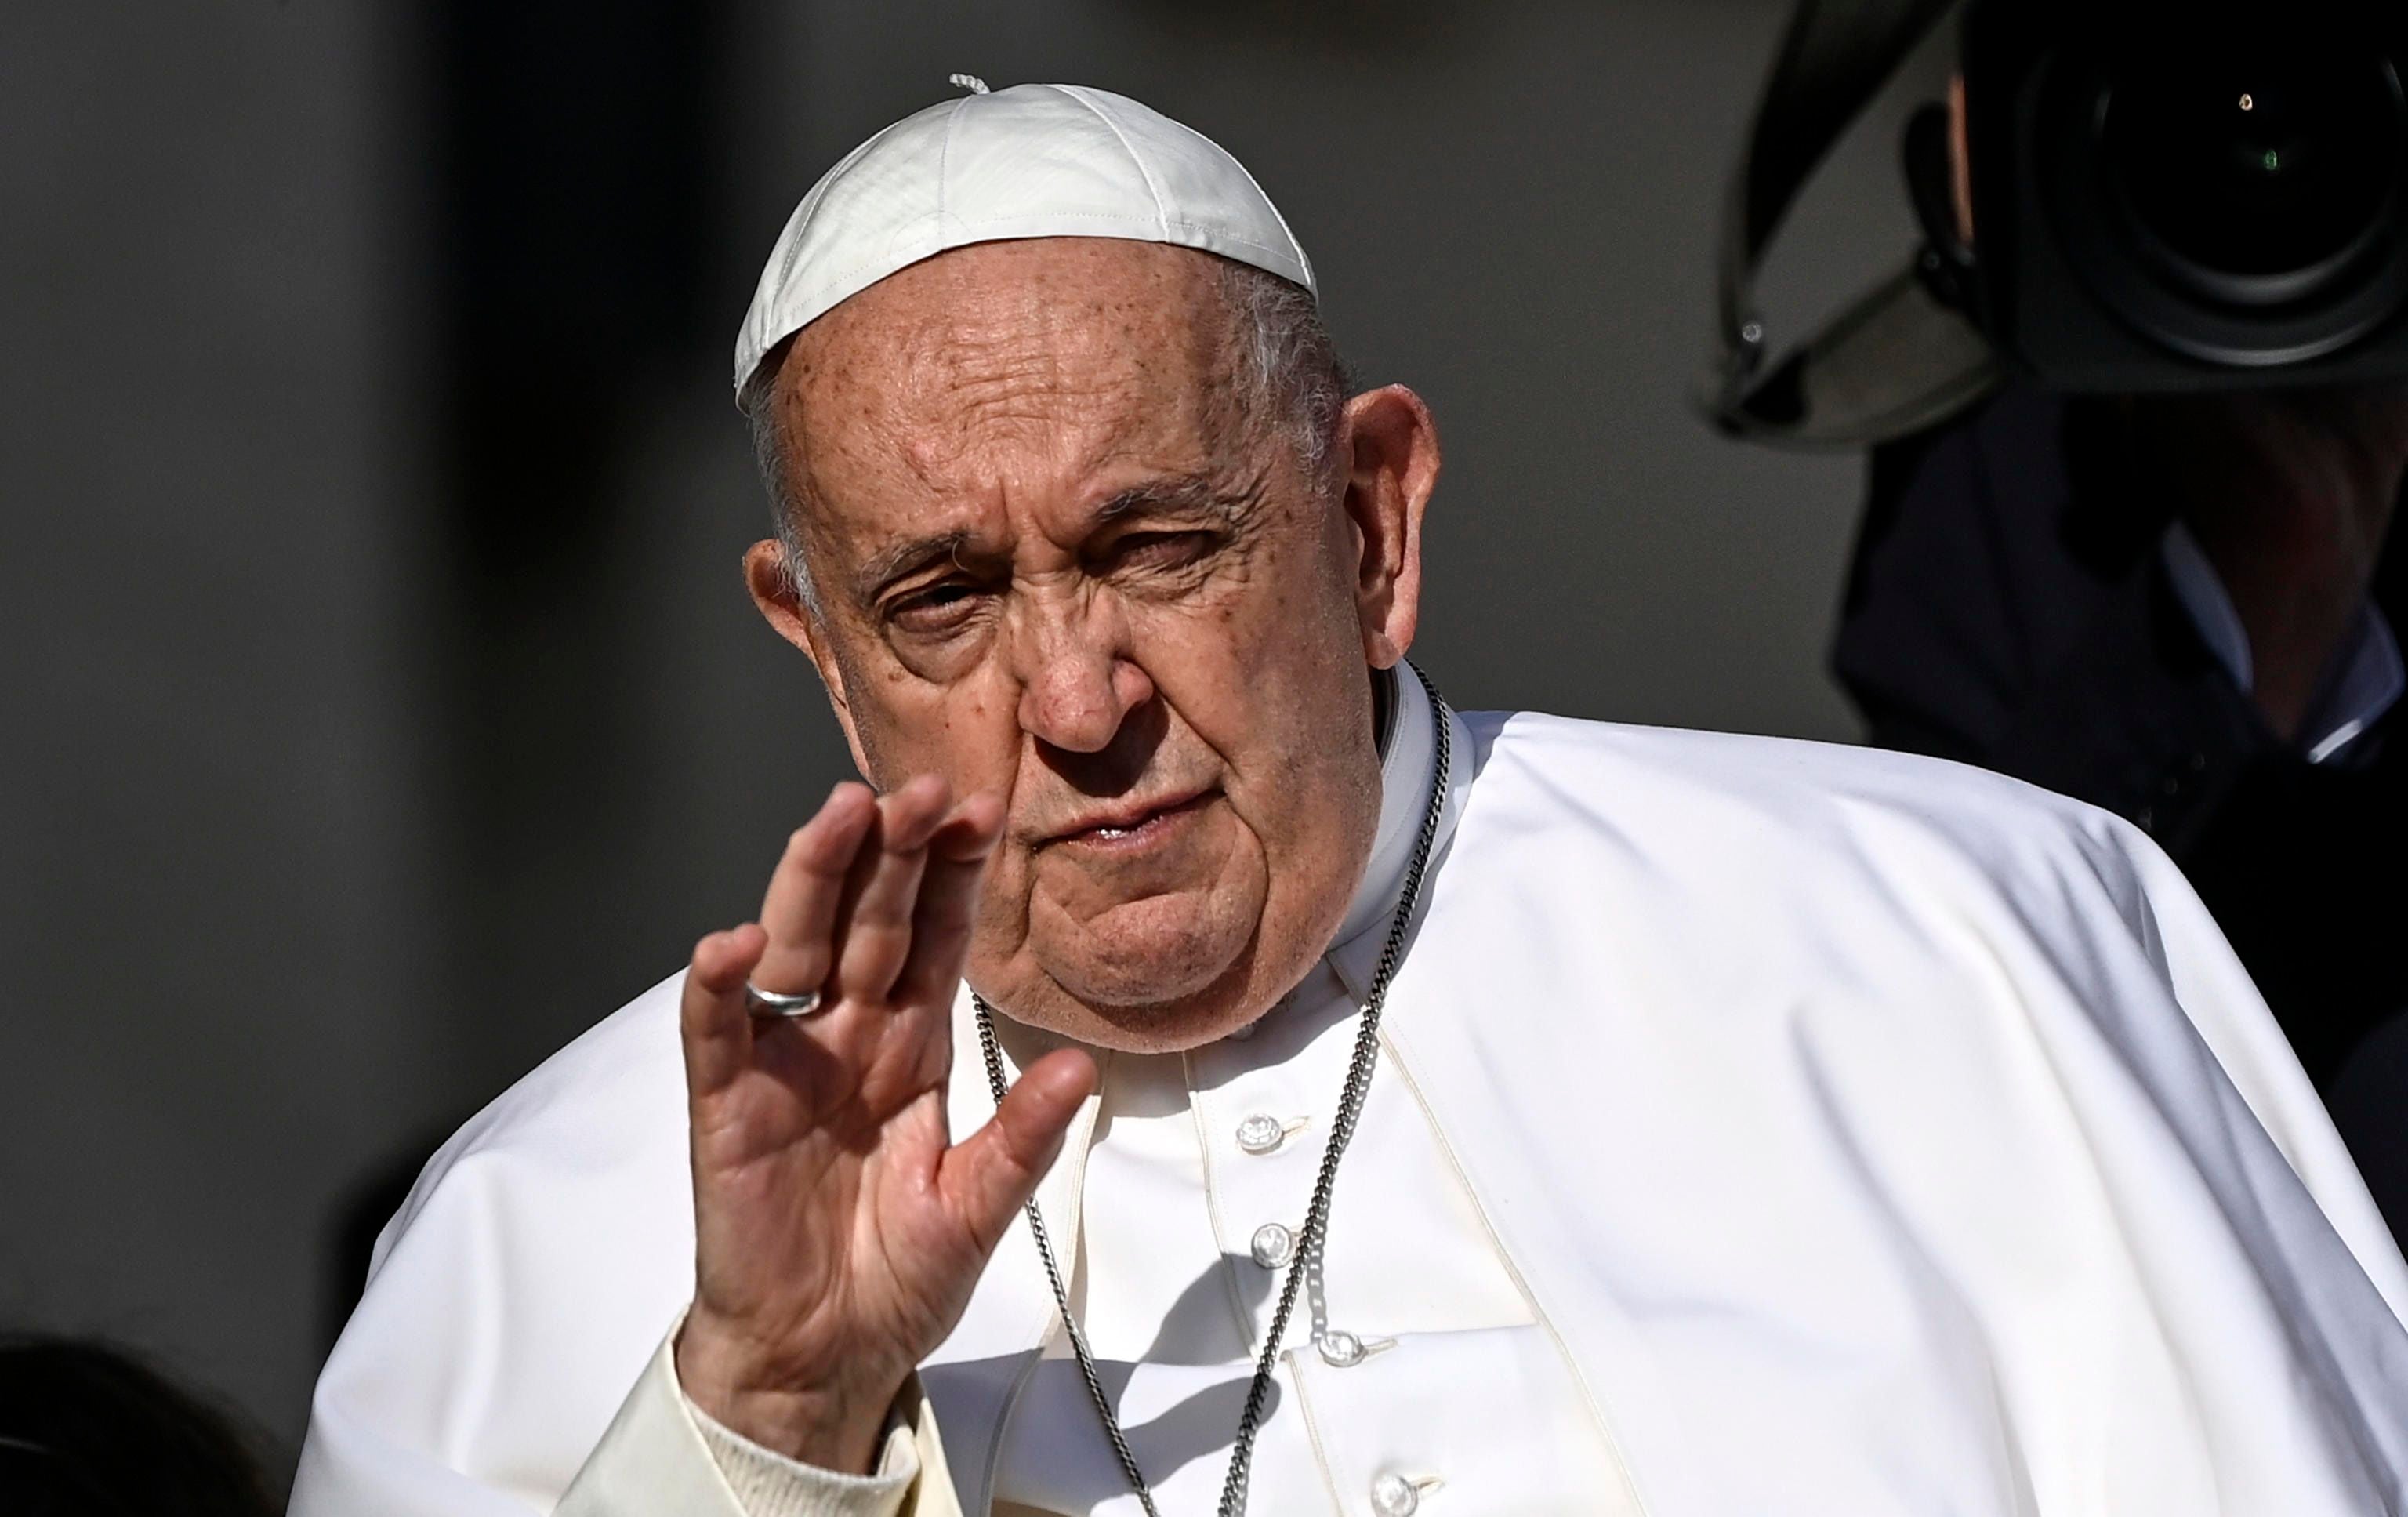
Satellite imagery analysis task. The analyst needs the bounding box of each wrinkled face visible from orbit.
[747,239,1433,1052]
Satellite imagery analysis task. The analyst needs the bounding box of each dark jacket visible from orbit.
[1833,382,2406,1093]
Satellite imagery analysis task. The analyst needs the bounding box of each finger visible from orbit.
[829,775,954,1002]
[894,790,1006,1007]
[680,923,768,1103]
[941,1048,1097,1250]
[753,783,879,997]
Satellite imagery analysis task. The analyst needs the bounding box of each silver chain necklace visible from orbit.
[974,666,1452,1517]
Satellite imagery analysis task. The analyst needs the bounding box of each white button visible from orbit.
[1249,1222,1295,1268]
[1317,1330,1365,1366]
[1370,1473,1420,1516]
[1235,1113,1285,1155]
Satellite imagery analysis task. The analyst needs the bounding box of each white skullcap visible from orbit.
[732,78,1316,409]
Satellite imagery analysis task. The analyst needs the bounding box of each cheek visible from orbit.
[1147,543,1365,786]
[1246,517,1364,676]
[847,665,1021,793]
[846,673,1033,942]
[1167,540,1376,878]
[972,840,1039,956]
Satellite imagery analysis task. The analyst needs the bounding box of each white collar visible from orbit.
[1323,661,1450,1001]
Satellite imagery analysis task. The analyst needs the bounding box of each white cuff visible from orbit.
[557,1325,919,1517]
[687,1385,919,1517]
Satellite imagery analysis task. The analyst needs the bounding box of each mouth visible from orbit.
[1043,787,1218,852]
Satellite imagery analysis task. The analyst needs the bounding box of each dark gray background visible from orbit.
[0,0,1946,1467]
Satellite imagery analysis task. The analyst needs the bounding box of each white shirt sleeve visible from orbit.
[2160,521,2403,763]
[686,1385,920,1517]
[556,1328,934,1517]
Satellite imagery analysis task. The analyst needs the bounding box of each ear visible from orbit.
[743,539,875,775]
[1336,384,1440,670]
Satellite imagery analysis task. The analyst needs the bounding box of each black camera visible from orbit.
[1949,0,2408,392]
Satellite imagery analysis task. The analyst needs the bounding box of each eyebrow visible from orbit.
[852,531,974,607]
[1093,472,1253,526]
[849,470,1260,607]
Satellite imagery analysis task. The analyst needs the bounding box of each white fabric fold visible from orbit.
[292,678,2408,1517]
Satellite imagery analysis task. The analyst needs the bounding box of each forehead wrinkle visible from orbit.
[785,240,1275,599]
[879,342,1149,505]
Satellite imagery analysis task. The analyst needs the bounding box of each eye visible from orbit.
[887,581,988,636]
[1108,530,1217,572]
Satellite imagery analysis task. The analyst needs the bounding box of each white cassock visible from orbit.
[292,666,2408,1516]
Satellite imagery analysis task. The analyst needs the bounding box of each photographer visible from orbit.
[1801,9,2408,1218]
[1714,2,2408,1222]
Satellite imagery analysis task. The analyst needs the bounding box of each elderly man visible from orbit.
[293,83,2408,1517]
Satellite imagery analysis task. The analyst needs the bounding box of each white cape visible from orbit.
[293,710,2408,1515]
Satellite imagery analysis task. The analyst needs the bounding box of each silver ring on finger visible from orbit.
[744,980,827,1018]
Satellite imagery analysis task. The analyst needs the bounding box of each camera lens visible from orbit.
[2103,45,2404,299]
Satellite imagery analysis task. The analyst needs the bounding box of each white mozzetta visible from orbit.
[293,667,2408,1516]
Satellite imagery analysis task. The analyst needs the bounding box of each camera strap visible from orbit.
[1704,0,2002,449]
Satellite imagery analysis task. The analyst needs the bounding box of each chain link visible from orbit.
[973,1008,1162,1517]
[975,666,1452,1517]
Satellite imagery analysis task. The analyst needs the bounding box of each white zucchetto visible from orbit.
[732,79,1318,408]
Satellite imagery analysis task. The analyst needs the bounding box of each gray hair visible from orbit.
[742,257,1352,620]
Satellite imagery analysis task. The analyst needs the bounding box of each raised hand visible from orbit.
[673,775,1097,1473]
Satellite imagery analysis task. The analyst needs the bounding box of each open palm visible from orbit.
[675,775,1094,1473]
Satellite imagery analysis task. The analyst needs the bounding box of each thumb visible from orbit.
[940,1048,1097,1250]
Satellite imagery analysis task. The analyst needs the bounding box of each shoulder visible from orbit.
[1436,712,2322,1191]
[376,971,694,1273]
[1455,709,2169,937]
[302,971,700,1504]
[1463,707,2111,836]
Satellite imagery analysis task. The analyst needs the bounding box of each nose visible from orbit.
[1012,601,1155,754]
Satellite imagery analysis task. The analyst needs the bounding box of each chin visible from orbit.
[1072,986,1264,1055]
[1045,892,1253,1010]
[1001,837,1358,1052]
[996,902,1264,1052]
